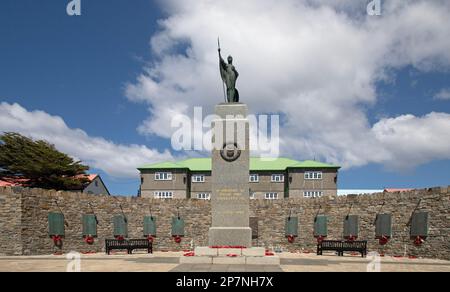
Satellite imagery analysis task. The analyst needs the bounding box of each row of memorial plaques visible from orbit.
[48,213,185,238]
[276,212,429,239]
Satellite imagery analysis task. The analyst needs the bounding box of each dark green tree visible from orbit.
[0,132,89,190]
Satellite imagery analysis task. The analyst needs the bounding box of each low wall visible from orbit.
[0,188,22,255]
[0,186,449,260]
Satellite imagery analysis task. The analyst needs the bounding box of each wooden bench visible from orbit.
[317,240,367,258]
[105,239,153,255]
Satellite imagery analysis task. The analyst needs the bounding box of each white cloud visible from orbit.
[126,0,450,170]
[434,88,450,100]
[372,112,450,170]
[0,103,173,178]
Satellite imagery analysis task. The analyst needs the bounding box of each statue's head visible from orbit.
[227,56,233,64]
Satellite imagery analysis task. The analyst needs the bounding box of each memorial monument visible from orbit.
[185,43,279,264]
[208,41,251,247]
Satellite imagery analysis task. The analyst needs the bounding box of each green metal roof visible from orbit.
[249,157,299,171]
[178,158,211,171]
[137,161,187,170]
[289,160,341,169]
[138,158,340,172]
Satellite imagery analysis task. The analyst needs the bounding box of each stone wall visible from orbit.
[251,187,450,260]
[16,187,211,255]
[0,186,449,260]
[0,187,22,255]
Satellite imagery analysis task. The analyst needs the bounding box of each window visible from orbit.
[192,175,205,183]
[265,193,279,200]
[304,171,323,180]
[154,191,173,199]
[271,174,284,182]
[250,192,256,200]
[155,172,173,181]
[303,191,323,198]
[249,174,259,183]
[94,181,98,187]
[196,193,210,200]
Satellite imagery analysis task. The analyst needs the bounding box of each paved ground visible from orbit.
[0,252,449,272]
[171,264,283,272]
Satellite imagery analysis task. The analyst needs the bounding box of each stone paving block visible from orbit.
[242,247,265,257]
[246,256,280,265]
[179,256,212,264]
[213,256,246,265]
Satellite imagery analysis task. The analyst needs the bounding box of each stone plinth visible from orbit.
[195,247,265,257]
[208,103,252,247]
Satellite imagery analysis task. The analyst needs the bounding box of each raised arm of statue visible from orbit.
[218,49,227,70]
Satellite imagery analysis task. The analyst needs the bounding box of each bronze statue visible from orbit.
[218,39,239,103]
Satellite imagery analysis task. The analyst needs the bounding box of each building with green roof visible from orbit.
[138,157,340,200]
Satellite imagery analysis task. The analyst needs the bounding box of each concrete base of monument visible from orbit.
[195,246,265,257]
[208,227,252,248]
[179,247,280,265]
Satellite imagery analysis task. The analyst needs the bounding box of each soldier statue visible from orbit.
[218,41,240,103]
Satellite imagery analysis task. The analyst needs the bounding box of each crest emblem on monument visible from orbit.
[220,143,241,162]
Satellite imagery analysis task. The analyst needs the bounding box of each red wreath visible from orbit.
[147,235,154,243]
[174,235,182,244]
[84,236,95,245]
[346,235,357,242]
[287,235,296,243]
[378,235,389,246]
[316,236,325,244]
[414,236,425,246]
[52,235,63,247]
[116,235,125,241]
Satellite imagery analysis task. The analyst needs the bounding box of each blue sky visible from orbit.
[1,0,449,195]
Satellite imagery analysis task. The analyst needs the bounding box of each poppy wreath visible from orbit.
[346,235,357,242]
[414,236,425,246]
[174,235,182,244]
[316,236,325,244]
[84,235,95,245]
[116,235,125,241]
[147,235,154,243]
[52,235,63,247]
[378,235,389,246]
[287,235,295,243]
